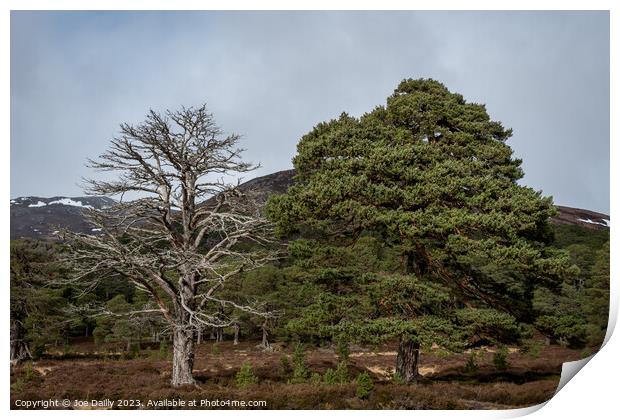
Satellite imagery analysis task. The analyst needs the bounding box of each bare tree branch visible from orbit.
[64,106,282,372]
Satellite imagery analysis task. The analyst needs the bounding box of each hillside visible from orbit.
[10,170,609,239]
[10,196,115,239]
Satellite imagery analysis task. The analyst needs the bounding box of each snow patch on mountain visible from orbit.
[577,218,610,227]
[48,198,94,209]
[28,201,47,208]
[11,196,114,209]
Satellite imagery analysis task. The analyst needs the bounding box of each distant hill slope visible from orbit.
[10,170,609,239]
[552,205,610,229]
[10,196,115,239]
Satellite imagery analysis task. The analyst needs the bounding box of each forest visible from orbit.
[10,79,610,410]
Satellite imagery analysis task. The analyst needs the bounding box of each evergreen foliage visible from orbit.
[8,79,609,390]
[235,362,259,388]
[356,372,374,399]
[267,78,579,381]
[323,361,349,385]
[288,343,309,383]
[10,240,71,360]
[493,345,510,371]
[583,241,610,345]
[533,227,609,347]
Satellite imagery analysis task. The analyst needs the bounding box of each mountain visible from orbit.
[552,205,610,229]
[10,170,609,239]
[10,196,115,239]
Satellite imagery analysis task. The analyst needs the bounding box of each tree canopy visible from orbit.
[65,105,280,386]
[267,78,577,381]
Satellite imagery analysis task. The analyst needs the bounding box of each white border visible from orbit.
[2,2,616,420]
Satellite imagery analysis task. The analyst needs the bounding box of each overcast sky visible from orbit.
[10,11,610,214]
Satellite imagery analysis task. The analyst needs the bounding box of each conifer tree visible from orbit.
[10,240,69,362]
[267,78,576,382]
[584,241,610,346]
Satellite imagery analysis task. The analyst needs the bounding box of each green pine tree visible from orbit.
[584,241,610,347]
[267,78,576,383]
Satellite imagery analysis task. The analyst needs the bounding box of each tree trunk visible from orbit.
[233,323,240,345]
[10,319,31,365]
[396,337,420,384]
[171,272,198,387]
[196,328,202,345]
[215,303,225,342]
[171,327,195,386]
[261,321,272,351]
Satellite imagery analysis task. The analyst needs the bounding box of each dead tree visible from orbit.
[64,105,280,386]
[215,303,225,342]
[260,318,272,351]
[233,323,240,345]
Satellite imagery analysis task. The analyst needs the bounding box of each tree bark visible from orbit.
[215,303,224,342]
[233,323,240,345]
[196,328,202,345]
[171,326,195,386]
[396,337,420,384]
[261,321,272,351]
[215,327,224,343]
[10,319,31,365]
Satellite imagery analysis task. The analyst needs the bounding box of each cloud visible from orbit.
[10,11,609,213]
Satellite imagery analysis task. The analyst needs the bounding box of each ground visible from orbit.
[10,338,593,410]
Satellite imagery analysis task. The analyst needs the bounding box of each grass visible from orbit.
[10,338,588,410]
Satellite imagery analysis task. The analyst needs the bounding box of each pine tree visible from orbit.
[10,240,69,362]
[267,78,576,382]
[584,241,610,346]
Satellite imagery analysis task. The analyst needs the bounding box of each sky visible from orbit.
[10,11,610,214]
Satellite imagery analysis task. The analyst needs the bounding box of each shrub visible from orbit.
[130,343,141,358]
[390,370,406,385]
[30,338,46,359]
[288,344,308,383]
[280,354,292,375]
[23,361,36,381]
[10,378,25,392]
[235,362,258,388]
[310,372,322,385]
[334,361,348,383]
[493,346,510,371]
[521,339,543,358]
[92,327,107,346]
[356,372,374,399]
[323,361,348,385]
[211,343,220,355]
[336,338,350,362]
[463,351,479,374]
[323,368,337,384]
[158,341,170,359]
[434,348,452,358]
